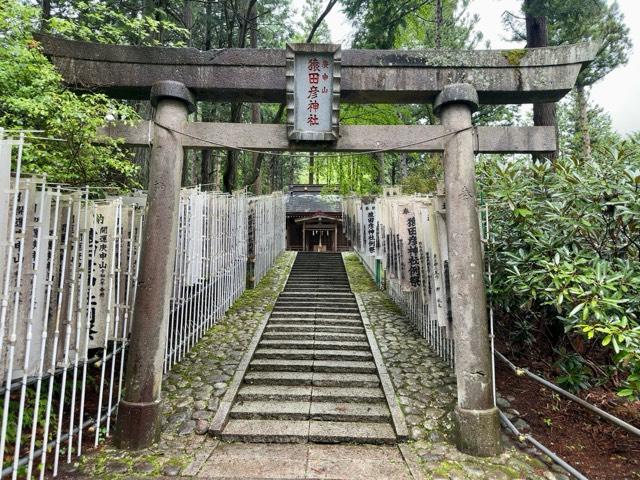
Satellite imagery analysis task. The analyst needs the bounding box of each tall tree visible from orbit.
[506,0,631,161]
[523,0,557,160]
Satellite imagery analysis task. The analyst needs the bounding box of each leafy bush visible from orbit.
[479,141,640,398]
[0,0,140,189]
[553,349,592,392]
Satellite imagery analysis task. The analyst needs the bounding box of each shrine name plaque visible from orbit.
[286,43,341,142]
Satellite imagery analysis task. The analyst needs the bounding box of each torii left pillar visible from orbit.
[115,81,195,449]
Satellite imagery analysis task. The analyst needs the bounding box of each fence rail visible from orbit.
[0,133,285,478]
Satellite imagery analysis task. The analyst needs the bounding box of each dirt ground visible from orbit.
[496,357,640,480]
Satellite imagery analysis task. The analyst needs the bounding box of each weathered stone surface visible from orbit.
[103,121,557,155]
[308,421,396,444]
[37,34,598,104]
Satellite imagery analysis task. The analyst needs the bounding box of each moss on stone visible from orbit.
[501,49,528,66]
[342,253,378,293]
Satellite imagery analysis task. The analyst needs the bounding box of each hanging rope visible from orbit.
[152,120,474,159]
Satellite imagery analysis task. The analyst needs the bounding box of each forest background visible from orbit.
[0,0,639,400]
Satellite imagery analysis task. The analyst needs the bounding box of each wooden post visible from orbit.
[114,81,195,450]
[434,83,501,457]
[302,222,306,252]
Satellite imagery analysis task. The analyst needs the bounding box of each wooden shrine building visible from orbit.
[285,184,350,252]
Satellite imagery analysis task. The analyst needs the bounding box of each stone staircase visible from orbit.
[219,252,397,444]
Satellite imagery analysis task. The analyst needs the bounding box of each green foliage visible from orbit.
[479,141,640,398]
[553,349,592,392]
[45,1,189,45]
[506,0,632,88]
[0,0,139,188]
[400,157,442,194]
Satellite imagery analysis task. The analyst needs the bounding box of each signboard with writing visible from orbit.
[286,43,341,142]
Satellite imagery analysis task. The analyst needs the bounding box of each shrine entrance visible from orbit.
[298,215,341,252]
[36,33,598,456]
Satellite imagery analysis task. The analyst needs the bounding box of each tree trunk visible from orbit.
[182,151,191,186]
[575,84,592,162]
[435,0,443,48]
[41,0,51,30]
[375,152,385,186]
[183,0,193,46]
[309,153,315,184]
[391,160,397,185]
[400,152,408,179]
[213,152,222,191]
[249,2,262,194]
[223,102,242,192]
[525,2,557,161]
[201,150,211,189]
[204,0,213,50]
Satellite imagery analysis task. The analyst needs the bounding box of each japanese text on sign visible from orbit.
[294,53,333,133]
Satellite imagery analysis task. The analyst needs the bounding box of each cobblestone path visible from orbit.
[343,252,570,480]
[62,251,570,479]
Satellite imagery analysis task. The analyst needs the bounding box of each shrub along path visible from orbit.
[62,251,567,479]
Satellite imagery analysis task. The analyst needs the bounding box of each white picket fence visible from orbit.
[342,190,456,366]
[0,133,285,478]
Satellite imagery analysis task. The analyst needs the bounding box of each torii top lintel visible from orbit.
[35,34,598,105]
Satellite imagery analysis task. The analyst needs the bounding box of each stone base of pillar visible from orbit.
[453,405,502,457]
[114,398,162,450]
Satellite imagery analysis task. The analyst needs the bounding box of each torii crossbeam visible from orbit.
[36,34,598,456]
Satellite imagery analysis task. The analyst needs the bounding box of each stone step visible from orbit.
[244,371,314,386]
[265,324,364,334]
[311,372,380,388]
[230,401,310,420]
[249,359,314,372]
[228,401,391,424]
[273,305,359,313]
[284,282,349,293]
[253,348,314,360]
[237,385,311,402]
[315,311,361,318]
[270,312,316,318]
[220,419,308,443]
[258,340,370,351]
[275,301,358,308]
[261,331,367,342]
[310,402,391,423]
[249,359,377,374]
[287,278,349,282]
[253,349,373,362]
[268,318,362,327]
[308,421,396,444]
[279,292,354,299]
[287,276,349,281]
[243,371,380,388]
[314,332,369,342]
[269,315,362,322]
[313,360,377,374]
[312,386,386,403]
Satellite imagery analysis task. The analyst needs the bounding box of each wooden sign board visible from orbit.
[286,43,341,142]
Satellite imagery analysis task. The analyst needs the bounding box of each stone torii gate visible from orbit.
[37,34,597,456]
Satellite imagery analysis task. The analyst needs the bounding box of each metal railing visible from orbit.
[248,193,286,287]
[0,133,285,478]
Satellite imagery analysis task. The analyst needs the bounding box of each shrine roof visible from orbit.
[285,193,342,214]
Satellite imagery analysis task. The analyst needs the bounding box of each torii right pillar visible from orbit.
[434,83,501,456]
